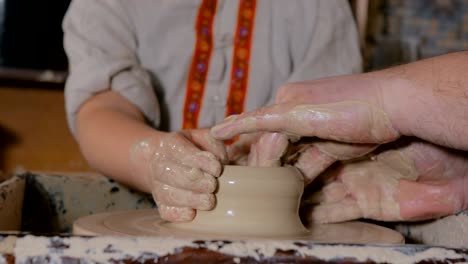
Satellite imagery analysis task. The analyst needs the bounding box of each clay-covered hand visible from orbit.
[213,75,394,138]
[224,133,260,166]
[302,140,468,224]
[225,132,289,167]
[210,73,404,178]
[212,55,468,180]
[211,99,399,182]
[211,100,399,144]
[287,140,377,185]
[129,128,227,222]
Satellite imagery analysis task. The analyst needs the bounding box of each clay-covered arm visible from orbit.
[376,51,468,150]
[75,90,158,192]
[76,90,227,222]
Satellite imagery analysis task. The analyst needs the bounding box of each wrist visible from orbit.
[129,131,169,190]
[369,69,416,138]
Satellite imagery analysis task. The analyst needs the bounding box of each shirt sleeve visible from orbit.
[63,0,160,135]
[267,0,362,105]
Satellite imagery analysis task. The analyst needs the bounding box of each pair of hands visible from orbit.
[131,74,468,223]
[210,76,468,224]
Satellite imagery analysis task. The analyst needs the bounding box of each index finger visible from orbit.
[163,134,223,177]
[247,132,289,167]
[211,101,400,144]
[210,102,301,139]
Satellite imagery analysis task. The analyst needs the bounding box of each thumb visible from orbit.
[295,141,376,185]
[247,133,289,167]
[184,129,228,164]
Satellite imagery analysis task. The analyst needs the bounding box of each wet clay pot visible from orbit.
[167,165,309,238]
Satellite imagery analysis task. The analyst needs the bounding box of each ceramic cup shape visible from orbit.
[167,165,309,238]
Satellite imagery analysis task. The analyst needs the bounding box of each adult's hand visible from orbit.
[211,98,400,182]
[130,128,227,222]
[211,100,399,143]
[302,140,468,224]
[211,70,402,180]
[211,52,468,181]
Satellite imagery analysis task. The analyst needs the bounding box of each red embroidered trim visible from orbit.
[182,0,218,129]
[225,0,257,118]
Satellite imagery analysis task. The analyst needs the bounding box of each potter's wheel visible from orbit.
[73,209,404,244]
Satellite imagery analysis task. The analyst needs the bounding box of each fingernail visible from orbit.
[161,206,195,222]
[174,207,195,222]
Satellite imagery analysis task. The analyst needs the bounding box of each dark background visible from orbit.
[0,0,71,71]
[0,0,465,79]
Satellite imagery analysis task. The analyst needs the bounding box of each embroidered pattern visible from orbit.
[225,0,257,117]
[182,0,256,130]
[182,0,218,129]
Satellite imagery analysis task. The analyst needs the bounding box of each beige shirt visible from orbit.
[63,0,361,134]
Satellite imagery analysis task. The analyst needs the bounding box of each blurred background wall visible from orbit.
[361,0,468,70]
[0,0,87,173]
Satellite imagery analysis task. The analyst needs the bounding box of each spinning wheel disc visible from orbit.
[73,209,404,244]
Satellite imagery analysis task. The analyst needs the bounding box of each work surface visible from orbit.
[0,234,467,263]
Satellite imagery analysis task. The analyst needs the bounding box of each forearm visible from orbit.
[75,90,162,192]
[376,51,468,150]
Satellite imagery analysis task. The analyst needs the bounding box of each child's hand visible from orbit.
[129,128,227,222]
